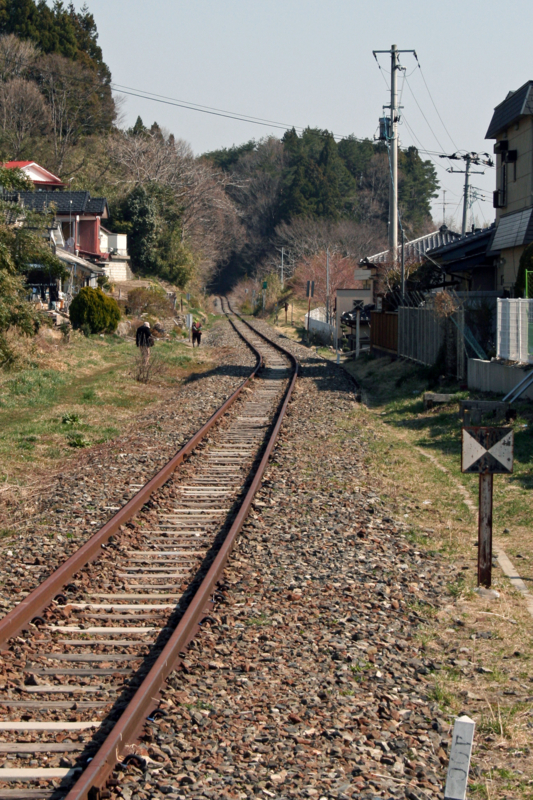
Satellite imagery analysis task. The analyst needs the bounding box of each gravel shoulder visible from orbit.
[114,321,460,800]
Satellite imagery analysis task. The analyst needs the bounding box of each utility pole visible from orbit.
[326,248,330,325]
[461,156,472,236]
[400,227,405,297]
[390,45,398,259]
[373,45,416,261]
[440,190,449,226]
[440,152,493,236]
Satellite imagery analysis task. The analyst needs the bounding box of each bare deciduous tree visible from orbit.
[0,35,37,83]
[36,53,115,173]
[272,217,386,278]
[290,250,361,307]
[108,128,244,288]
[0,78,49,159]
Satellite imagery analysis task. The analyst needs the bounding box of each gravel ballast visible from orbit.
[107,322,457,800]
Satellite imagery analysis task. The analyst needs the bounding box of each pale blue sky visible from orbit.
[84,0,533,228]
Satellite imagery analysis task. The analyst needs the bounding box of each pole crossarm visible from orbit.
[372,49,416,55]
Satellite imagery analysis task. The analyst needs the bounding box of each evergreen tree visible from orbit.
[123,186,158,274]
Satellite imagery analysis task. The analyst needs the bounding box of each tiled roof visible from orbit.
[18,191,107,216]
[427,226,497,272]
[86,197,107,214]
[486,81,533,138]
[366,228,461,264]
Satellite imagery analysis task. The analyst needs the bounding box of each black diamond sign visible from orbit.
[462,427,514,474]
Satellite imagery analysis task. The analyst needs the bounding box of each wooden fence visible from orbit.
[370,311,398,354]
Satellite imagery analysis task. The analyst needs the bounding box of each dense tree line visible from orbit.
[204,129,439,288]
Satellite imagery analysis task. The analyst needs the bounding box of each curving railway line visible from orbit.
[0,302,297,800]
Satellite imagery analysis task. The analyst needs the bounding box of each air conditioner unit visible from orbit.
[494,140,509,154]
[493,189,506,209]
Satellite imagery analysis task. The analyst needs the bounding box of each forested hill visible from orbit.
[203,128,439,288]
[0,0,109,75]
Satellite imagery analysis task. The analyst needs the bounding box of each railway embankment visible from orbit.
[112,326,460,800]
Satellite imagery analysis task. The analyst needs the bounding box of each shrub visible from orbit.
[126,286,173,318]
[69,287,121,333]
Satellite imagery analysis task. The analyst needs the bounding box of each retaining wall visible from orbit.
[467,358,533,400]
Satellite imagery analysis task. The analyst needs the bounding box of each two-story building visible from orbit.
[486,81,533,292]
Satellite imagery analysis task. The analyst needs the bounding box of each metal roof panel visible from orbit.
[486,81,533,138]
[489,208,533,251]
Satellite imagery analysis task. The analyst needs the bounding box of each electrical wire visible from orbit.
[401,113,457,186]
[111,86,304,134]
[415,62,459,151]
[0,50,362,141]
[111,82,310,129]
[476,199,488,226]
[403,76,452,162]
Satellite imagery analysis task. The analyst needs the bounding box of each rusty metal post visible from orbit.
[478,473,493,588]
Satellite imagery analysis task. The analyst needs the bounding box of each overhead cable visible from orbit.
[415,61,459,151]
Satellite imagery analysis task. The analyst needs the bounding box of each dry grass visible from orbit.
[0,330,210,492]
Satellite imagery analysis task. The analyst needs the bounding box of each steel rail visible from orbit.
[60,309,298,800]
[0,331,263,648]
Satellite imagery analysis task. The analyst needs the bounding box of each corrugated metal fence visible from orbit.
[397,305,465,379]
[497,299,533,363]
[305,306,335,343]
[398,306,445,365]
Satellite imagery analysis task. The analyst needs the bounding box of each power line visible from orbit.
[111,86,301,134]
[415,61,460,151]
[111,83,321,135]
[403,76,453,165]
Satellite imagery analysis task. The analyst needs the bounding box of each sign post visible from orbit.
[186,313,193,343]
[462,427,514,588]
[262,280,267,311]
[306,281,315,337]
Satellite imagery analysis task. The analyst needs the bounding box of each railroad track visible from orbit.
[0,304,297,800]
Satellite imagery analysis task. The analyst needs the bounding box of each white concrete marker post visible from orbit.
[444,715,475,800]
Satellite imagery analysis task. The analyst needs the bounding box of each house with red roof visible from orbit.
[2,160,132,282]
[4,161,64,189]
